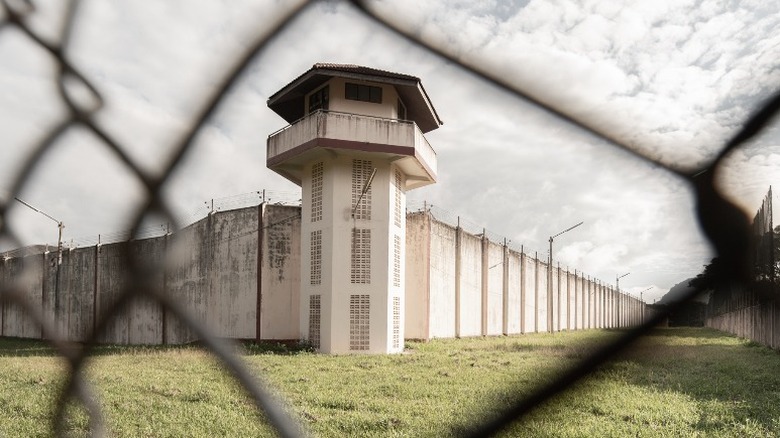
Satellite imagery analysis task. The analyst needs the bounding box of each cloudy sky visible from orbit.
[1,0,779,303]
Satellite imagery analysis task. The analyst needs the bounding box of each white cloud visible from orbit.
[2,0,779,299]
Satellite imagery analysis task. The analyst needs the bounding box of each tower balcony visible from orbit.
[267,110,437,190]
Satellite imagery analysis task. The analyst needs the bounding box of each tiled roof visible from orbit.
[268,62,442,132]
[311,63,420,82]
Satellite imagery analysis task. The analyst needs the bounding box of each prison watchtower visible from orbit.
[266,63,442,354]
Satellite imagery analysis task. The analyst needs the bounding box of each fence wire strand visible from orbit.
[0,0,778,436]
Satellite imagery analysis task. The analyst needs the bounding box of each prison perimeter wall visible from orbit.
[0,204,648,345]
[404,211,647,340]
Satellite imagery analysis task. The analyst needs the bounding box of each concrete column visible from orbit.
[547,261,553,333]
[566,269,576,330]
[616,289,620,328]
[613,288,617,328]
[1,257,5,337]
[502,240,509,336]
[601,283,606,328]
[608,287,613,328]
[573,270,578,330]
[627,294,631,327]
[454,224,462,338]
[161,232,168,345]
[424,211,431,341]
[595,281,600,328]
[582,275,587,329]
[256,203,264,342]
[92,244,99,340]
[623,292,627,327]
[586,277,592,329]
[480,232,488,336]
[520,250,526,334]
[621,291,625,327]
[40,252,46,339]
[556,264,561,332]
[534,253,539,333]
[599,282,604,328]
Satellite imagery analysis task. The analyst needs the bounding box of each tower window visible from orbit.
[393,234,401,288]
[394,170,403,228]
[351,159,372,220]
[397,98,407,120]
[350,294,370,351]
[392,296,401,350]
[309,295,321,349]
[351,228,371,284]
[311,162,323,222]
[308,85,329,113]
[345,83,382,104]
[310,230,322,285]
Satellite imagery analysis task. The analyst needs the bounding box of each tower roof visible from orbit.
[267,63,443,133]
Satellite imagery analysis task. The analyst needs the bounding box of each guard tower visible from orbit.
[266,63,441,354]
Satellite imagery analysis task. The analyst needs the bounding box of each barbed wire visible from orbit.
[0,189,303,253]
[409,200,547,257]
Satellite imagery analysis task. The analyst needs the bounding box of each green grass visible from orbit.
[0,328,778,437]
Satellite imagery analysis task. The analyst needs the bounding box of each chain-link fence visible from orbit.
[1,0,779,436]
[704,187,779,346]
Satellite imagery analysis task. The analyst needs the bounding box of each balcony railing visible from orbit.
[267,110,437,176]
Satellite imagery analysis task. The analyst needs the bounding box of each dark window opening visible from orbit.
[308,85,329,113]
[397,98,407,120]
[345,82,382,104]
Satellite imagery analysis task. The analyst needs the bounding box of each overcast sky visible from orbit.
[2,0,779,303]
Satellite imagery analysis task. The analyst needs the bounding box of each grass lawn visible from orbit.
[0,328,778,437]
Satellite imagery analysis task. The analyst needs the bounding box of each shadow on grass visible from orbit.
[0,335,322,358]
[0,337,59,357]
[642,326,730,339]
[0,336,203,357]
[606,327,780,434]
[242,340,315,355]
[454,328,780,436]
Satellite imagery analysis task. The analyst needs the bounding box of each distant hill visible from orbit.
[657,278,710,305]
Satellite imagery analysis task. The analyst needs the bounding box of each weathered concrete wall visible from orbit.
[486,240,503,336]
[428,219,456,338]
[166,218,208,344]
[537,261,549,333]
[95,242,130,344]
[260,204,300,340]
[403,212,647,341]
[548,265,559,330]
[129,238,165,344]
[458,231,482,337]
[59,247,96,342]
[2,255,43,338]
[0,257,5,334]
[0,205,263,346]
[707,303,780,350]
[405,212,429,339]
[94,239,165,345]
[167,207,261,342]
[506,250,522,334]
[522,255,536,333]
[212,207,259,340]
[1,205,649,345]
